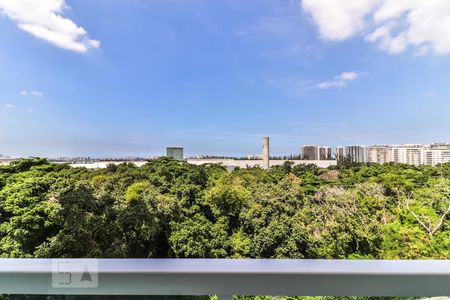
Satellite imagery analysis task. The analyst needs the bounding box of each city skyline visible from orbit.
[1,1,450,157]
[3,140,450,161]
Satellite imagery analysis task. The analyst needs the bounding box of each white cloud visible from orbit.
[302,0,450,55]
[302,0,380,41]
[4,104,15,109]
[0,0,100,53]
[316,71,360,89]
[30,90,44,97]
[20,90,44,97]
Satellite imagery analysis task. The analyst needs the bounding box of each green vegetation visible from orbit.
[0,158,449,259]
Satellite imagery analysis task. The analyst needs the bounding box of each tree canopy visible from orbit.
[1,158,449,259]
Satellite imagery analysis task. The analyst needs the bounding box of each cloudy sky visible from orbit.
[1,0,450,157]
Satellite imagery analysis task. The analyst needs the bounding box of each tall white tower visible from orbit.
[262,137,270,169]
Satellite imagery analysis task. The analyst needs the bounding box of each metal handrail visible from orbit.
[1,259,449,296]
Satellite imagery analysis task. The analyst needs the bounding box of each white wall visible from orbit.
[68,159,337,169]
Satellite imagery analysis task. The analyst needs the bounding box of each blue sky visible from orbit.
[1,0,450,158]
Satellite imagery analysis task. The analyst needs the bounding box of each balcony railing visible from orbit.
[1,259,450,297]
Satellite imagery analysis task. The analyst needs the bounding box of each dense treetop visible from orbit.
[1,158,449,259]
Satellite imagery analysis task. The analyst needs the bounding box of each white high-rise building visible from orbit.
[301,145,319,160]
[392,145,424,165]
[345,145,367,163]
[318,146,332,160]
[336,146,345,161]
[367,146,393,164]
[424,143,450,166]
[166,146,184,161]
[334,143,450,166]
[301,145,334,160]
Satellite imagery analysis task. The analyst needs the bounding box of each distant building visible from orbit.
[187,158,336,169]
[392,145,423,165]
[336,146,345,161]
[345,145,367,163]
[0,157,18,166]
[429,143,450,149]
[247,155,262,160]
[424,143,450,165]
[367,145,393,164]
[318,146,332,160]
[301,145,318,160]
[166,146,184,161]
[361,143,450,166]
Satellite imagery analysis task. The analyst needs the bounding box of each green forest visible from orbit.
[0,158,449,259]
